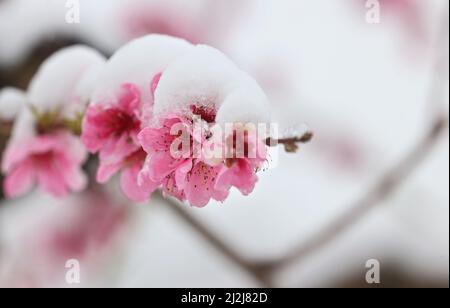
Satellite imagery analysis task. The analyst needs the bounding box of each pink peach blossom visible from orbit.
[215,129,267,196]
[138,115,268,207]
[1,46,106,199]
[1,132,87,198]
[82,83,158,201]
[138,116,215,206]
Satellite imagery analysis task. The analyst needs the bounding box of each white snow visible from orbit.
[27,45,106,116]
[8,106,36,142]
[92,34,194,105]
[0,88,27,121]
[3,46,106,142]
[153,44,271,125]
[215,72,271,125]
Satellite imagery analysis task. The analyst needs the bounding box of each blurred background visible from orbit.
[0,0,448,288]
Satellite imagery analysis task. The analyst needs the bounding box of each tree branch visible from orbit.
[269,7,449,273]
[153,192,275,287]
[271,116,448,271]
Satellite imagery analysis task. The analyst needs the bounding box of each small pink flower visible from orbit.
[82,83,158,201]
[1,132,87,198]
[138,116,190,181]
[215,129,267,196]
[138,114,268,207]
[1,46,106,199]
[82,83,141,155]
[178,160,229,207]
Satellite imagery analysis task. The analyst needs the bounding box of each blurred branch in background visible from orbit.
[272,7,449,273]
[273,115,448,272]
[154,192,275,288]
[151,113,448,287]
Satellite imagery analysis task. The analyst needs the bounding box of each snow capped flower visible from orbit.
[1,46,106,198]
[82,35,194,201]
[83,92,158,201]
[82,83,143,187]
[133,42,271,206]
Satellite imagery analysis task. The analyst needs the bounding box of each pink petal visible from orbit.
[36,163,69,198]
[162,173,185,201]
[120,163,158,202]
[81,105,111,153]
[97,161,123,183]
[147,151,186,182]
[3,160,36,198]
[138,118,182,154]
[65,167,88,192]
[57,132,88,164]
[174,160,194,190]
[215,160,258,196]
[2,136,58,172]
[138,127,165,154]
[150,72,163,99]
[118,83,141,114]
[99,134,138,167]
[183,162,223,207]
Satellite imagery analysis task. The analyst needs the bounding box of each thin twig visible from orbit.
[266,131,314,153]
[153,192,275,287]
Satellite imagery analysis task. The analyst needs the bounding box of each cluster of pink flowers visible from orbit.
[1,35,272,207]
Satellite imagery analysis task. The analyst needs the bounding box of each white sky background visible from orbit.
[0,0,448,287]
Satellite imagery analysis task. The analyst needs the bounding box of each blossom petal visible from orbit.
[120,163,158,202]
[215,160,258,196]
[36,162,70,198]
[3,160,35,198]
[97,161,123,183]
[183,162,223,207]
